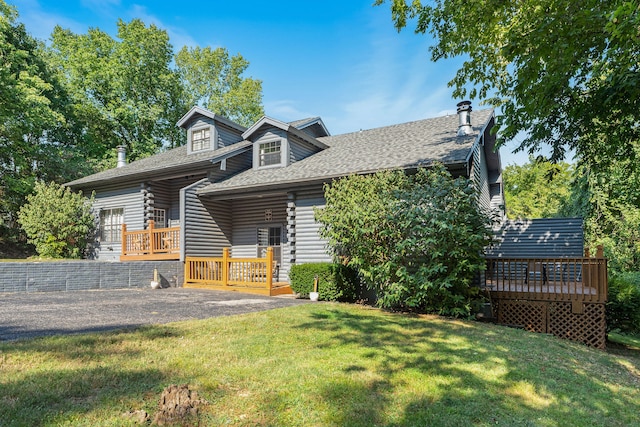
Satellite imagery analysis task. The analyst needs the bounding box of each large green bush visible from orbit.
[289,262,360,302]
[607,272,640,335]
[315,164,494,317]
[17,181,95,259]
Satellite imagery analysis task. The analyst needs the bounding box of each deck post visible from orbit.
[148,220,155,255]
[121,224,127,255]
[183,257,190,287]
[222,248,230,287]
[266,247,273,291]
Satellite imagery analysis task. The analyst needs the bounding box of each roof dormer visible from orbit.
[176,106,246,155]
[242,116,328,170]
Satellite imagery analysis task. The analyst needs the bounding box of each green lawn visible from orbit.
[1,303,638,426]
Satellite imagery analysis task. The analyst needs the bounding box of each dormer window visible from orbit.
[259,140,282,167]
[191,128,211,152]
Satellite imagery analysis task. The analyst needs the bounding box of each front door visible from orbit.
[257,226,282,273]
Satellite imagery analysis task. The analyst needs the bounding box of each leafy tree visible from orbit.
[0,1,86,237]
[176,46,264,127]
[377,0,640,274]
[49,20,265,165]
[574,158,640,273]
[49,19,186,164]
[17,181,95,259]
[503,157,573,219]
[315,165,493,317]
[376,0,639,163]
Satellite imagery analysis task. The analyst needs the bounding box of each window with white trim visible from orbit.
[257,226,282,265]
[152,208,166,228]
[99,208,123,242]
[258,140,281,167]
[191,128,211,152]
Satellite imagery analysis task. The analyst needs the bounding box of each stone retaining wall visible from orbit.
[0,261,184,293]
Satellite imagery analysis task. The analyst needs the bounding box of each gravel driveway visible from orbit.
[0,288,307,341]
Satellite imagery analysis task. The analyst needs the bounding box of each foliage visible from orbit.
[607,272,640,335]
[560,155,640,273]
[0,1,88,238]
[0,3,264,248]
[17,181,95,258]
[49,19,265,166]
[376,0,640,165]
[175,46,264,127]
[377,0,640,274]
[503,157,573,219]
[288,262,360,302]
[49,19,186,163]
[315,165,494,317]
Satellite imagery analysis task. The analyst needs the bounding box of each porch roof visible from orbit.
[197,109,494,197]
[66,141,253,189]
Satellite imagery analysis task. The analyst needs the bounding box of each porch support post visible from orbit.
[148,220,155,255]
[121,224,127,255]
[222,247,230,287]
[266,247,274,290]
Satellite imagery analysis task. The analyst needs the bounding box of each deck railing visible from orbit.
[184,247,276,291]
[121,220,180,257]
[483,248,607,303]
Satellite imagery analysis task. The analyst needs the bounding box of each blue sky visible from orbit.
[15,0,529,165]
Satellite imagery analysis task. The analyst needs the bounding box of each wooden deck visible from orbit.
[120,220,180,261]
[483,255,607,303]
[482,249,608,348]
[183,248,293,296]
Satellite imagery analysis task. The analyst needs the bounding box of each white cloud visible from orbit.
[264,100,315,122]
[16,0,84,41]
[126,4,197,49]
[324,10,459,135]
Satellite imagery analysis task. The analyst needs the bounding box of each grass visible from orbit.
[1,303,639,426]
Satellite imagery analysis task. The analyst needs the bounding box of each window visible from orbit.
[258,226,281,247]
[257,226,282,264]
[152,208,166,228]
[99,208,123,242]
[259,140,281,167]
[191,128,211,152]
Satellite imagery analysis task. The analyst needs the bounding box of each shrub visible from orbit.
[607,272,640,335]
[289,262,360,302]
[315,164,494,317]
[17,181,95,259]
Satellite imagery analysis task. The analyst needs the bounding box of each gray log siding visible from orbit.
[489,182,503,218]
[289,135,320,164]
[217,122,245,148]
[90,184,146,261]
[293,193,332,264]
[472,138,492,215]
[487,217,584,258]
[230,195,289,279]
[298,122,327,139]
[181,178,231,259]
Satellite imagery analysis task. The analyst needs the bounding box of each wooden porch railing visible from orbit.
[483,246,608,303]
[483,247,608,348]
[184,247,286,295]
[121,220,180,257]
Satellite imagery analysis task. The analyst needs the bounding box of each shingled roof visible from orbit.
[197,108,494,198]
[67,108,493,193]
[66,141,253,188]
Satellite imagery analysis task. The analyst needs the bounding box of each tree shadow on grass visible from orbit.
[296,306,640,426]
[0,325,184,426]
